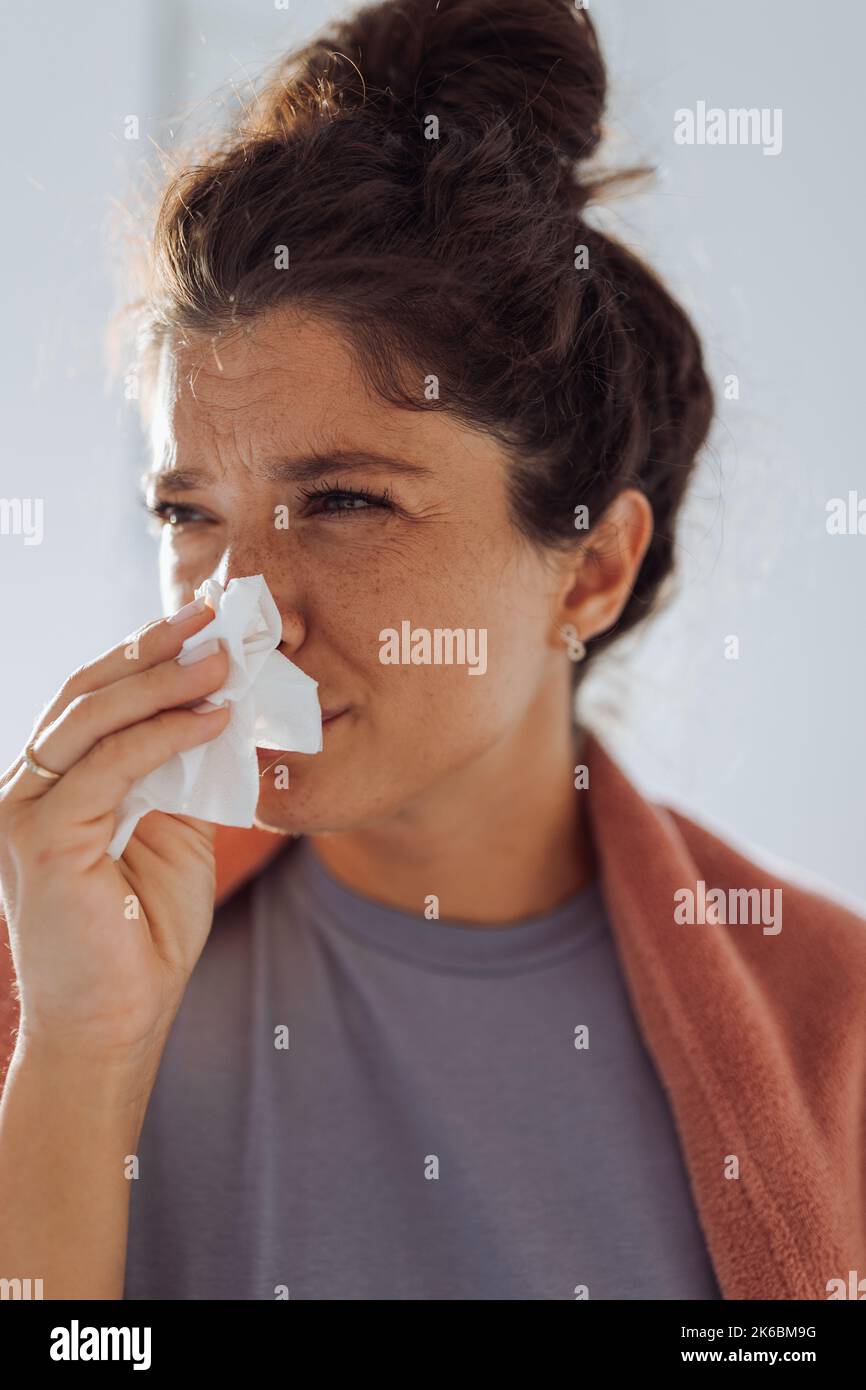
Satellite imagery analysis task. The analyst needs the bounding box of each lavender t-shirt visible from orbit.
[123,838,721,1300]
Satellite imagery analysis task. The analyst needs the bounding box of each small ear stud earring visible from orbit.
[559,623,587,663]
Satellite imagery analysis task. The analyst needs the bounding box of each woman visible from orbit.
[0,0,863,1301]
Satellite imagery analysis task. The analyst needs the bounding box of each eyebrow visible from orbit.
[142,448,435,493]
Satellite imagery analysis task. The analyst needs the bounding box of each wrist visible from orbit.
[8,1028,166,1121]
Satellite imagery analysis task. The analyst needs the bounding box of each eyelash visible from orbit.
[143,482,396,529]
[297,480,395,517]
[144,499,211,529]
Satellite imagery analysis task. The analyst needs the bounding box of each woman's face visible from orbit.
[144,307,579,835]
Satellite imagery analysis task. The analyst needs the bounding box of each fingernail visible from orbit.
[191,699,225,714]
[167,598,207,624]
[177,637,221,666]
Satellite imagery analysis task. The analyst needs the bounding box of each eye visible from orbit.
[143,498,214,530]
[299,482,395,518]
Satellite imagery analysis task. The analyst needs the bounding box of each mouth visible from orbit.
[320,706,348,726]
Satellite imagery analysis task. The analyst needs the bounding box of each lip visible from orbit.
[320,707,348,725]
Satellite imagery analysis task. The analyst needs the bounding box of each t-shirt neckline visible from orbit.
[293,837,607,976]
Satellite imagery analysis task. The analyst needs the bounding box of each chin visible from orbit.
[251,747,416,836]
[252,747,380,835]
[252,714,340,833]
[253,761,336,835]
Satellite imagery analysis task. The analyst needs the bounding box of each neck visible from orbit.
[310,688,596,924]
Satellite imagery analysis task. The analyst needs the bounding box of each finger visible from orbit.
[0,597,218,796]
[28,597,219,747]
[6,645,230,807]
[22,705,231,845]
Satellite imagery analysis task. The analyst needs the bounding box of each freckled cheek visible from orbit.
[307,544,406,614]
[300,553,415,683]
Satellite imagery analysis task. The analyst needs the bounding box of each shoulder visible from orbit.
[666,803,866,928]
[663,802,866,1020]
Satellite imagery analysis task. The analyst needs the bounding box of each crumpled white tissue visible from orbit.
[107,575,322,859]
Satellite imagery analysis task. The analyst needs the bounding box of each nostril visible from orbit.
[276,618,307,652]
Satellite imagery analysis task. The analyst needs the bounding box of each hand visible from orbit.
[0,600,232,1065]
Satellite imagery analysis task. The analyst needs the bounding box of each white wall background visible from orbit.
[1,0,863,899]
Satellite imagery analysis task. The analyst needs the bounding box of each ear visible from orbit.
[553,489,654,643]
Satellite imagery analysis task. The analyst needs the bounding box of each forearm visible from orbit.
[0,1037,162,1300]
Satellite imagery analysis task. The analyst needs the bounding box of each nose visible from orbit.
[213,546,307,656]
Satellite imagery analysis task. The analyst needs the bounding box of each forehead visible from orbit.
[149,310,378,441]
[143,305,509,484]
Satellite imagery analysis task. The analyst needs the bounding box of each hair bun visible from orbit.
[287,0,607,163]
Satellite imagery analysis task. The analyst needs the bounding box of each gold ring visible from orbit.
[23,741,63,782]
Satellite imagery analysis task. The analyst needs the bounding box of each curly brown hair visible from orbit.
[127,0,714,676]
